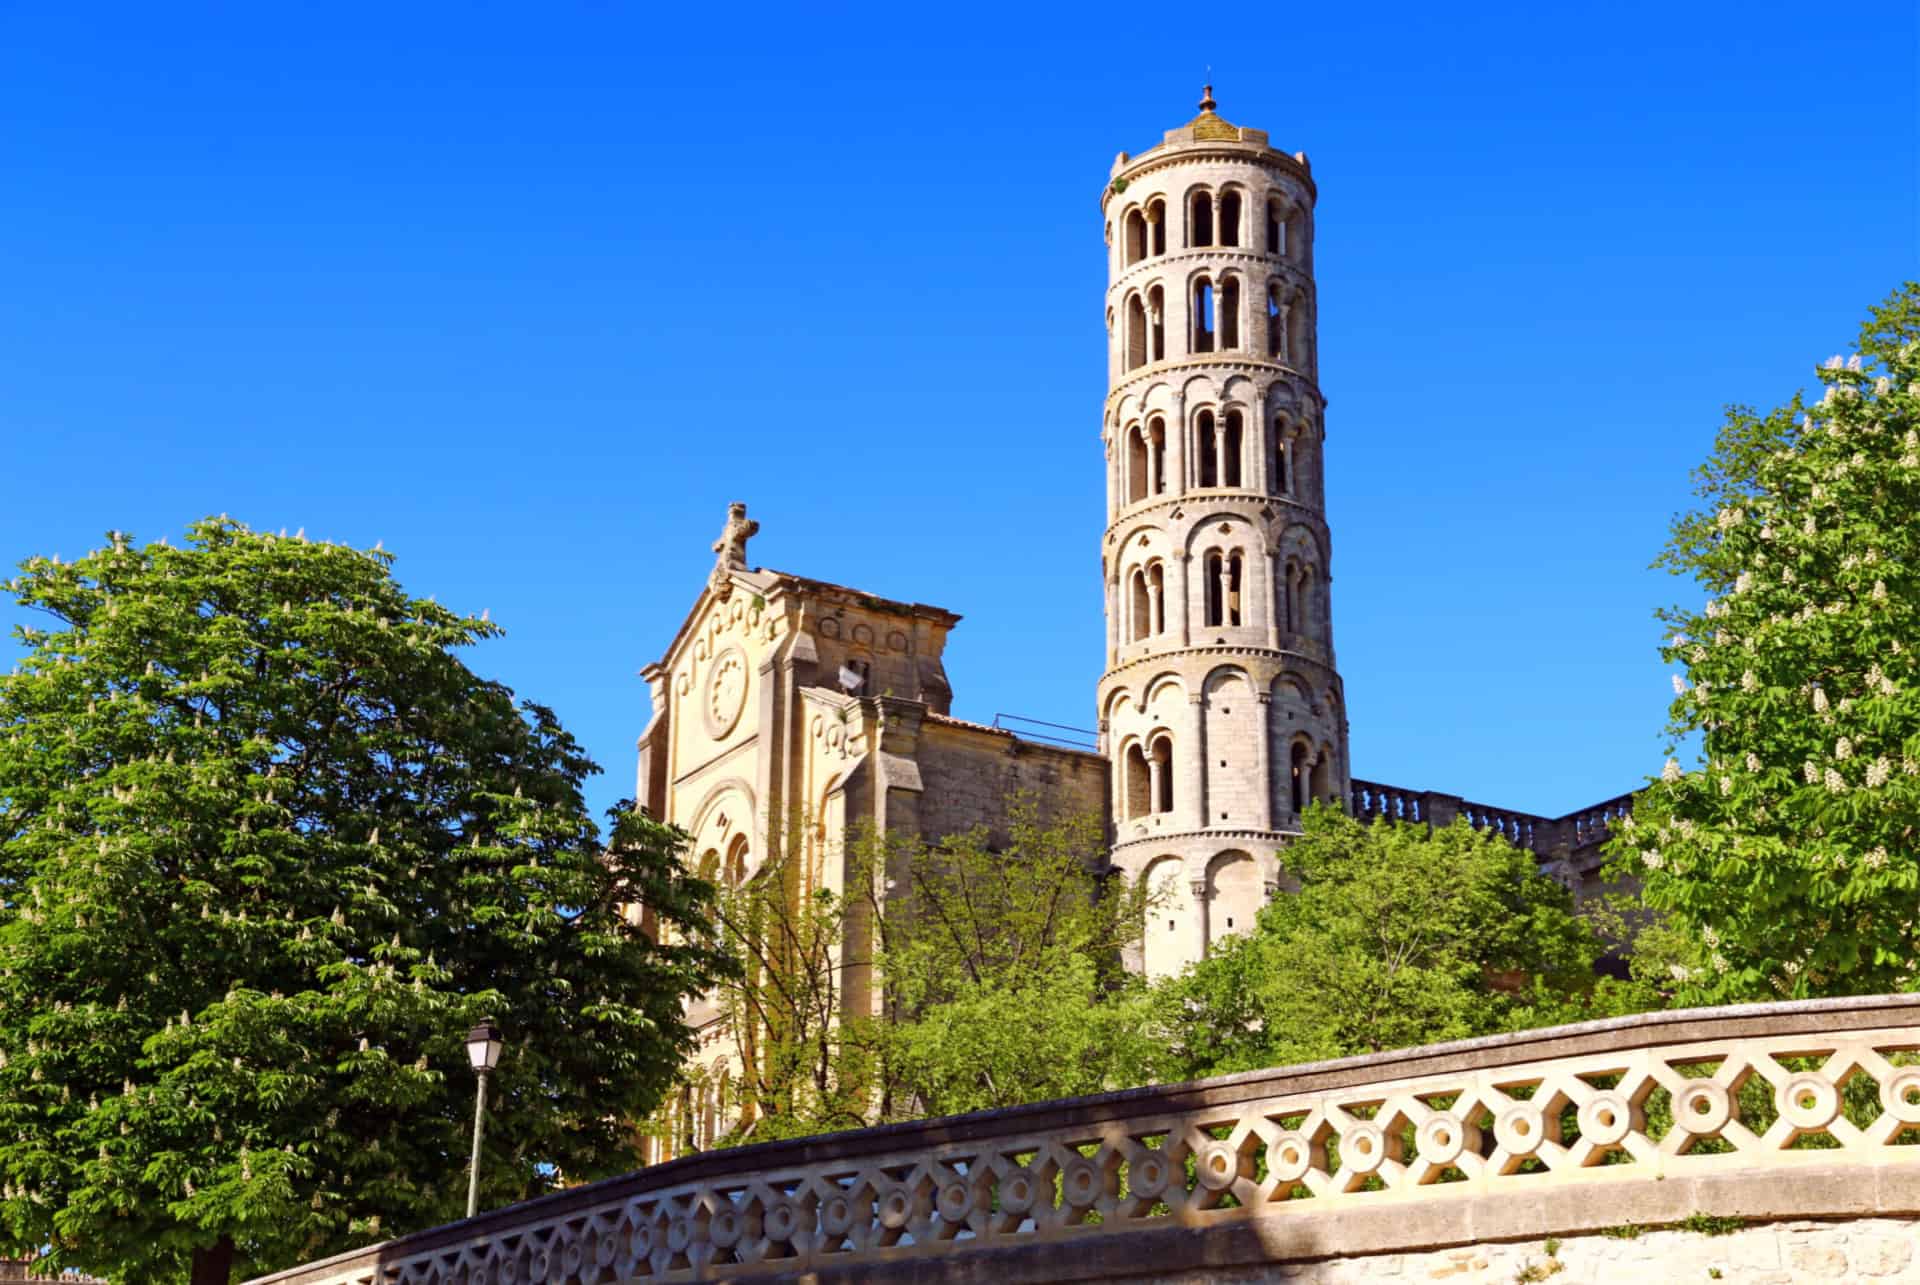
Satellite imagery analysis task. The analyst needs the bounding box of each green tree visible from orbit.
[1611,284,1920,1001]
[698,802,1158,1143]
[0,520,729,1284]
[1157,807,1642,1080]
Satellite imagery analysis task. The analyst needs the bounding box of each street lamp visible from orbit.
[465,1018,504,1219]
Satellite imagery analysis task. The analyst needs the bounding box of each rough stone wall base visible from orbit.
[1151,1217,1919,1284]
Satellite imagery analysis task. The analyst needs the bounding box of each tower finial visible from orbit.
[1199,83,1216,113]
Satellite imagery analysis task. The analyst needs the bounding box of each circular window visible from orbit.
[705,649,748,737]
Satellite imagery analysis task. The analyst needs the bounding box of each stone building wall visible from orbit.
[914,717,1108,843]
[1170,1218,1919,1284]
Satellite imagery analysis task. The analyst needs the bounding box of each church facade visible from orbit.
[633,95,1631,1156]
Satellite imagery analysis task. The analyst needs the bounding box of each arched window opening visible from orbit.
[1219,277,1241,350]
[1127,426,1149,504]
[1266,199,1284,255]
[1129,567,1150,642]
[1290,741,1310,814]
[1226,552,1244,626]
[1203,552,1225,627]
[1125,209,1147,266]
[1311,746,1333,803]
[1148,416,1167,494]
[1223,410,1244,488]
[1147,286,1166,362]
[1267,284,1285,359]
[1274,422,1291,495]
[1297,565,1316,635]
[1151,736,1175,813]
[1284,561,1303,632]
[1125,294,1147,371]
[1148,198,1168,255]
[1287,208,1308,262]
[1192,278,1215,354]
[1148,562,1166,634]
[724,834,749,887]
[1197,410,1219,488]
[1190,190,1214,247]
[1124,743,1151,818]
[1289,296,1311,369]
[1218,190,1242,247]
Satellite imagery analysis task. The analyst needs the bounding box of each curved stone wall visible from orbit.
[248,995,1920,1285]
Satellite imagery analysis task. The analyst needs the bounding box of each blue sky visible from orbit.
[2,2,1913,825]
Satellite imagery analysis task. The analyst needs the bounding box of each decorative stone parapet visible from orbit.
[249,996,1920,1285]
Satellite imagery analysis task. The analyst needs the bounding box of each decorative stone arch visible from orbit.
[686,776,757,855]
[1140,854,1192,978]
[1214,182,1249,249]
[1206,849,1265,941]
[1141,671,1188,709]
[1184,183,1216,248]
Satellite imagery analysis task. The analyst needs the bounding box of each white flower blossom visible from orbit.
[1867,758,1891,788]
[1813,687,1830,713]
[1669,963,1694,982]
[1873,580,1888,601]
[1735,571,1753,593]
[1703,926,1721,947]
[1803,515,1817,536]
[1741,670,1759,692]
[1689,645,1707,663]
[1662,759,1683,783]
[1836,736,1854,761]
[1825,767,1848,794]
[1719,775,1733,796]
[1643,849,1664,870]
[1826,355,1845,370]
[1713,952,1731,974]
[1904,454,1920,469]
[1745,751,1763,773]
[1865,847,1890,871]
[1847,354,1863,371]
[1876,375,1892,396]
[1804,760,1820,784]
[1672,674,1688,696]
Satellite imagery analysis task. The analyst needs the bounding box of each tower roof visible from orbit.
[1185,84,1240,141]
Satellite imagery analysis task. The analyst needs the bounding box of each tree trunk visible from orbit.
[190,1238,235,1285]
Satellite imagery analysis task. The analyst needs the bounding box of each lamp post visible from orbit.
[465,1018,504,1219]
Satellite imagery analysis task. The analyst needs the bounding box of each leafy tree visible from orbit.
[1156,807,1640,1080]
[696,802,1156,1143]
[1611,284,1920,1001]
[0,520,728,1284]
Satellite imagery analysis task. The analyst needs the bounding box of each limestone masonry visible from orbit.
[629,92,1632,1158]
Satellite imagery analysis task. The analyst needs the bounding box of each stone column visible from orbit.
[1146,753,1165,817]
[1186,693,1208,828]
[1188,876,1211,962]
[1252,692,1273,832]
[1264,547,1282,648]
[1169,551,1191,647]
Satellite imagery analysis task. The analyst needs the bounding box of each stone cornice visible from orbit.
[1102,143,1316,211]
[1105,357,1324,409]
[1108,249,1313,300]
[1097,644,1342,686]
[1105,491,1328,539]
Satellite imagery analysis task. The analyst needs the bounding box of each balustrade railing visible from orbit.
[1346,779,1422,823]
[250,996,1920,1285]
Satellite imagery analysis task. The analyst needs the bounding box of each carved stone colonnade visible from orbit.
[248,995,1920,1285]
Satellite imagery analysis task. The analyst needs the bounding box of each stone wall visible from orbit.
[1177,1218,1919,1283]
[914,717,1109,844]
[244,995,1920,1285]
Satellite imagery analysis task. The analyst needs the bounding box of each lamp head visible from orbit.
[466,1018,504,1072]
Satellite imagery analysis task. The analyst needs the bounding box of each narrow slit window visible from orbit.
[1193,278,1215,353]
[1223,410,1243,487]
[1204,552,1224,626]
[1126,294,1147,371]
[1197,410,1219,488]
[1220,277,1240,350]
[1218,190,1241,247]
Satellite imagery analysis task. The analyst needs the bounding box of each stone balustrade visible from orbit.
[250,995,1920,1285]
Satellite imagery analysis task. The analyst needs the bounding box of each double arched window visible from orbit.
[1123,200,1169,267]
[1195,408,1244,489]
[1122,735,1176,817]
[1195,275,1240,354]
[1202,550,1245,628]
[1124,416,1167,503]
[1188,187,1243,248]
[1282,558,1318,636]
[1125,562,1166,641]
[1122,288,1166,373]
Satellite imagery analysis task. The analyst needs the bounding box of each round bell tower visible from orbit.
[1096,89,1349,977]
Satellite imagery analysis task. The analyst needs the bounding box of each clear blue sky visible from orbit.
[2,3,1913,825]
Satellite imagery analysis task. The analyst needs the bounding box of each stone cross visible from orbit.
[709,502,759,600]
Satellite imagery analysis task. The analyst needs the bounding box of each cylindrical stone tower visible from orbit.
[1096,89,1349,977]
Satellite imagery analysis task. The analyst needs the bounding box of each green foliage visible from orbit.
[1679,1213,1747,1236]
[1155,807,1652,1078]
[1600,1224,1647,1240]
[1609,283,1920,1001]
[0,520,728,1282]
[702,802,1157,1141]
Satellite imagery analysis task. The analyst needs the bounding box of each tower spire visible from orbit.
[1199,83,1217,113]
